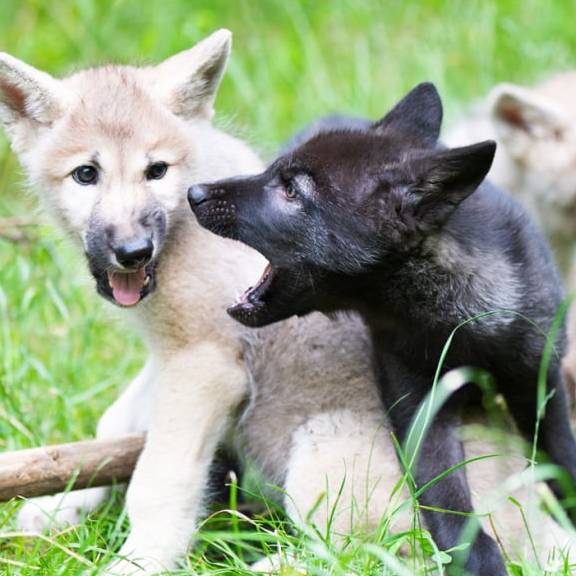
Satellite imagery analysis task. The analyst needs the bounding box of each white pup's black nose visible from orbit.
[115,238,153,269]
[188,184,209,206]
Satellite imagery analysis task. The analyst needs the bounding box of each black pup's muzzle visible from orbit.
[188,182,240,242]
[188,184,210,207]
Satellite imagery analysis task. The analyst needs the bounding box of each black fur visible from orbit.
[206,447,244,507]
[188,83,576,575]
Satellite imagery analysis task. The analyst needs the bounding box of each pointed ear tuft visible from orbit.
[408,140,496,225]
[153,29,232,119]
[374,82,443,148]
[0,53,63,130]
[490,83,565,157]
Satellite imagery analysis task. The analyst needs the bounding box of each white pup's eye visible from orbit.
[72,165,98,185]
[146,162,168,180]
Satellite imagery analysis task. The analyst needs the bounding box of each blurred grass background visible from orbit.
[1,0,576,573]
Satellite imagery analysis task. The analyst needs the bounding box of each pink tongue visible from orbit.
[108,269,146,306]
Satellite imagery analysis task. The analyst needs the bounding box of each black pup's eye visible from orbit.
[285,180,299,199]
[72,165,98,185]
[146,162,169,180]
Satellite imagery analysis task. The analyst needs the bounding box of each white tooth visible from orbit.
[143,276,150,287]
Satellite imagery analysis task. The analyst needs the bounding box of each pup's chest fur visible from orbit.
[364,184,565,378]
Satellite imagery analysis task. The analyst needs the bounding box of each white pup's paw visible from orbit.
[100,555,173,576]
[99,541,176,576]
[17,487,108,532]
[251,552,301,574]
[251,554,282,573]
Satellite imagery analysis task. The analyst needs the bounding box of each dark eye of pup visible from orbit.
[72,165,98,185]
[146,162,169,181]
[285,179,299,199]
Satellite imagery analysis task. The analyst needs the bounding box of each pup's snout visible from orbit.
[188,184,209,207]
[114,238,154,269]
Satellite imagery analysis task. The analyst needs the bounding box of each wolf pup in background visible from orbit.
[446,73,576,393]
[189,83,576,575]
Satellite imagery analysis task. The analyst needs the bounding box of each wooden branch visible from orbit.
[0,435,144,502]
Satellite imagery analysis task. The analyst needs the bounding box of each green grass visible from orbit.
[1,0,576,574]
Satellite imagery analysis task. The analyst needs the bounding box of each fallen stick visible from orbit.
[0,434,144,502]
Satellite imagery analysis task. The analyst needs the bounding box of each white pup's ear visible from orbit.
[153,29,232,119]
[490,83,566,157]
[0,53,64,130]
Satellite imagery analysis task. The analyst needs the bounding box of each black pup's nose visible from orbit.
[114,238,153,269]
[188,184,209,207]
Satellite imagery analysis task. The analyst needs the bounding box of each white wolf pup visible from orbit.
[446,73,576,386]
[0,30,266,574]
[0,33,571,575]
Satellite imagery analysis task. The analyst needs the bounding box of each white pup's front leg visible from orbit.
[103,341,247,575]
[17,359,155,532]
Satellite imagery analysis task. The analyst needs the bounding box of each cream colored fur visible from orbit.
[255,413,573,573]
[446,73,576,393]
[1,35,572,575]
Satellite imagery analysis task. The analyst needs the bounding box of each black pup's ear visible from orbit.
[407,140,496,225]
[374,82,443,148]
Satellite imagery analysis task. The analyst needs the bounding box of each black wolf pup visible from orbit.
[188,84,576,574]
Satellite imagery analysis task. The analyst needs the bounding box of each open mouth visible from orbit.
[226,263,306,328]
[228,263,275,318]
[90,262,157,308]
[225,261,319,328]
[107,268,152,307]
